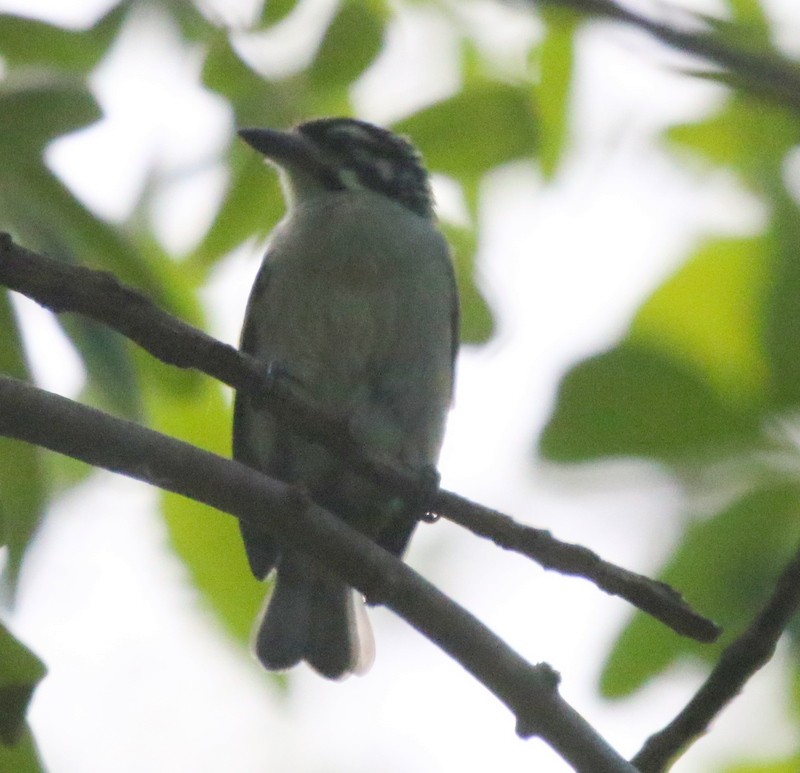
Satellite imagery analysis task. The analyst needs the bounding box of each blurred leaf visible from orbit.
[540,344,759,464]
[167,0,217,42]
[695,1,771,50]
[0,623,46,746]
[3,156,194,311]
[66,319,141,418]
[602,485,800,696]
[630,236,769,407]
[536,6,578,178]
[667,94,800,188]
[189,145,284,270]
[44,446,93,495]
[139,355,263,645]
[762,195,800,409]
[197,37,315,272]
[203,32,269,105]
[790,657,800,721]
[440,222,493,344]
[0,179,140,418]
[64,233,207,419]
[202,34,299,126]
[258,0,299,26]
[164,488,264,646]
[724,0,771,35]
[693,6,800,116]
[0,76,101,160]
[723,758,800,773]
[394,82,537,181]
[1,164,191,419]
[0,294,46,581]
[307,0,386,92]
[0,2,128,73]
[0,725,44,773]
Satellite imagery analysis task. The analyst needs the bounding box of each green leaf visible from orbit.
[440,222,493,344]
[202,34,299,126]
[394,82,537,181]
[722,759,800,773]
[693,2,771,51]
[630,236,769,408]
[762,195,800,409]
[258,0,299,26]
[540,343,759,464]
[0,76,101,161]
[2,157,191,312]
[43,445,93,495]
[0,164,196,419]
[197,38,316,272]
[667,94,800,188]
[190,145,284,270]
[167,0,217,42]
[0,294,46,581]
[0,3,128,73]
[723,0,771,35]
[164,489,265,646]
[0,623,46,746]
[307,0,386,91]
[0,725,45,773]
[535,6,578,178]
[601,485,800,696]
[140,357,263,645]
[203,32,269,106]
[66,319,141,418]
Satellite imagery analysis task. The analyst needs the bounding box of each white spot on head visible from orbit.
[327,122,374,144]
[338,168,365,190]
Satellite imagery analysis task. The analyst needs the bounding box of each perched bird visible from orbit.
[234,118,459,679]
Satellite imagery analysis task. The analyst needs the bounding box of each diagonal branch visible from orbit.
[0,232,719,643]
[534,0,800,114]
[440,493,717,642]
[632,542,800,771]
[0,373,639,773]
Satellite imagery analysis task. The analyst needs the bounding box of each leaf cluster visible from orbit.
[537,2,800,769]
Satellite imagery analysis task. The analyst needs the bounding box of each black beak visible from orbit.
[238,128,322,172]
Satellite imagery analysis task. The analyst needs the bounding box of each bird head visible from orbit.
[238,118,434,219]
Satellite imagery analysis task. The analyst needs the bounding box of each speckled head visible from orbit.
[239,118,434,219]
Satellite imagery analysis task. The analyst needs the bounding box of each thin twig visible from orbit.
[437,491,718,641]
[535,0,800,114]
[0,231,719,644]
[632,544,800,771]
[0,373,639,773]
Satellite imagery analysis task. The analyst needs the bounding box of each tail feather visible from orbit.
[254,560,310,672]
[253,555,372,679]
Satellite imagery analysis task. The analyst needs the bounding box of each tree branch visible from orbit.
[632,543,800,771]
[535,0,800,114]
[0,232,719,644]
[0,374,639,772]
[440,494,717,641]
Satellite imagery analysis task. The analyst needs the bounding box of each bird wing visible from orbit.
[233,261,281,580]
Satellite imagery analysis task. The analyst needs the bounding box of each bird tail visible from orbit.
[253,555,374,679]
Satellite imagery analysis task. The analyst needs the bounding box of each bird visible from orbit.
[233,117,459,679]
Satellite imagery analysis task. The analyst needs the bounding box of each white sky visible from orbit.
[3,0,800,771]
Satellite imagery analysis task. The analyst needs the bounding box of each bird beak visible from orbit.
[238,127,323,173]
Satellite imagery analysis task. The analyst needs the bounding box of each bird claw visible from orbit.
[263,359,292,388]
[252,359,304,409]
[416,464,441,523]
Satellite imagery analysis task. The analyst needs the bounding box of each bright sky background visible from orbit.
[2,0,800,771]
